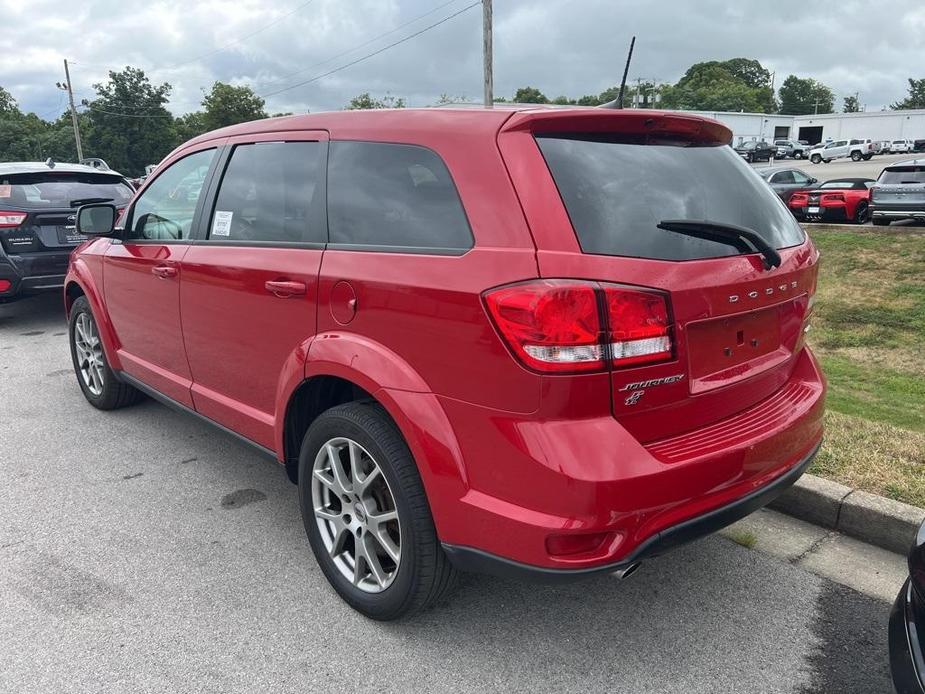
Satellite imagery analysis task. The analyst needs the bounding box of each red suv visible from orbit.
[64,108,825,619]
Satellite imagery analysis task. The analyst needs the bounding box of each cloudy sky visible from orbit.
[1,0,923,120]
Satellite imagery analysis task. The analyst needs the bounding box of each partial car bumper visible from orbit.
[0,250,70,301]
[435,347,826,576]
[872,208,925,222]
[890,579,925,694]
[790,205,849,223]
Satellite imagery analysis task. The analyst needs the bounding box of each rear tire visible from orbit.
[851,151,862,162]
[68,296,142,410]
[794,151,803,159]
[862,154,873,161]
[854,202,869,225]
[298,402,458,620]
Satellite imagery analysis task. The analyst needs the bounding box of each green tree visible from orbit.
[512,86,548,104]
[174,111,208,144]
[550,95,574,105]
[345,92,406,109]
[82,66,176,175]
[892,78,925,110]
[778,75,834,115]
[843,95,860,113]
[201,81,268,131]
[659,60,776,113]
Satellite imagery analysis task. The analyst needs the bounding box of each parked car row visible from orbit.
[755,157,925,226]
[809,138,878,164]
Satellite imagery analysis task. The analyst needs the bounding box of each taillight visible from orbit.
[483,280,604,373]
[821,193,845,203]
[790,194,808,204]
[604,286,672,367]
[0,279,11,292]
[483,280,673,373]
[0,211,26,228]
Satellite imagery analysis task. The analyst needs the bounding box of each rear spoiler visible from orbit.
[499,109,732,146]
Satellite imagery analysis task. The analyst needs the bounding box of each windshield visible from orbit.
[879,168,925,184]
[740,142,757,149]
[819,181,855,189]
[0,173,134,209]
[536,134,806,262]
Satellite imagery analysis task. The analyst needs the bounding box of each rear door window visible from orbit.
[536,135,805,262]
[327,141,472,252]
[207,141,325,244]
[0,173,133,209]
[879,167,925,184]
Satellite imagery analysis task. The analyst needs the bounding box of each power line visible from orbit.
[260,0,480,100]
[255,0,464,90]
[79,103,173,119]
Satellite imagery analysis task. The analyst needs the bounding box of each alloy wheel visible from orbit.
[311,437,401,593]
[74,311,105,396]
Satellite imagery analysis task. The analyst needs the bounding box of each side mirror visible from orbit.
[76,203,117,236]
[808,178,818,184]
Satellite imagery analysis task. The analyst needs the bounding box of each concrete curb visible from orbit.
[769,473,925,556]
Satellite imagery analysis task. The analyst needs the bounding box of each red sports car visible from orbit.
[788,178,875,224]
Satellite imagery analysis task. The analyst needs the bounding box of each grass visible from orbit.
[727,530,758,549]
[804,226,925,506]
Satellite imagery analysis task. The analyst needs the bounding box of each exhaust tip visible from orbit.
[613,562,641,580]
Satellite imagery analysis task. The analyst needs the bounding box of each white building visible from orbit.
[681,108,925,145]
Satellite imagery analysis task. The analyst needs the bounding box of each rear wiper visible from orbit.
[69,197,113,208]
[656,219,782,270]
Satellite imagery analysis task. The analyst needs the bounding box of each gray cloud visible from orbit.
[0,0,922,120]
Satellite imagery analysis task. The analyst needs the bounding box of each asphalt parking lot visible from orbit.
[0,293,898,693]
[754,150,918,183]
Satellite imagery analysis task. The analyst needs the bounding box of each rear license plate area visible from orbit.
[807,206,820,214]
[686,306,786,393]
[54,226,87,244]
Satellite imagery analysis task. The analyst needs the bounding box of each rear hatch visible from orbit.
[0,171,133,254]
[872,164,925,210]
[499,110,818,442]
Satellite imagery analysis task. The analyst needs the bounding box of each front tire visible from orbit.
[811,154,822,164]
[298,402,457,620]
[68,296,142,410]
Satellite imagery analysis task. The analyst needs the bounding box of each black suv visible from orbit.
[871,159,925,226]
[0,162,134,302]
[734,140,775,163]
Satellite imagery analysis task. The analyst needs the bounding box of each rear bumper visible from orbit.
[790,205,849,223]
[435,347,826,573]
[890,579,925,694]
[872,207,925,222]
[0,250,71,301]
[443,439,818,582]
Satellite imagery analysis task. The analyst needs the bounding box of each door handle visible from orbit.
[265,280,306,297]
[152,265,177,279]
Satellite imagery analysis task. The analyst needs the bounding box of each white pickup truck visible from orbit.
[809,139,877,164]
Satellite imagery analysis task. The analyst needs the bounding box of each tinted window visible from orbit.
[536,135,805,262]
[0,173,133,209]
[791,171,812,184]
[770,171,794,184]
[879,167,925,184]
[850,139,861,145]
[128,149,215,240]
[208,141,324,243]
[327,141,472,251]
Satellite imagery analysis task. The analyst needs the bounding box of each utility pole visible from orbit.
[57,59,83,161]
[482,0,492,108]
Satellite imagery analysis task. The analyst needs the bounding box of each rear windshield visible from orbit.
[893,140,906,145]
[536,135,805,262]
[879,167,925,184]
[0,172,133,209]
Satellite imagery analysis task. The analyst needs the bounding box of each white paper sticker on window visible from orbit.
[0,185,11,198]
[212,210,233,237]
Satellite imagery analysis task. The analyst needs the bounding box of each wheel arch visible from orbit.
[64,262,123,371]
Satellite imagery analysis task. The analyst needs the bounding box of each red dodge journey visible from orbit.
[64,106,825,619]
